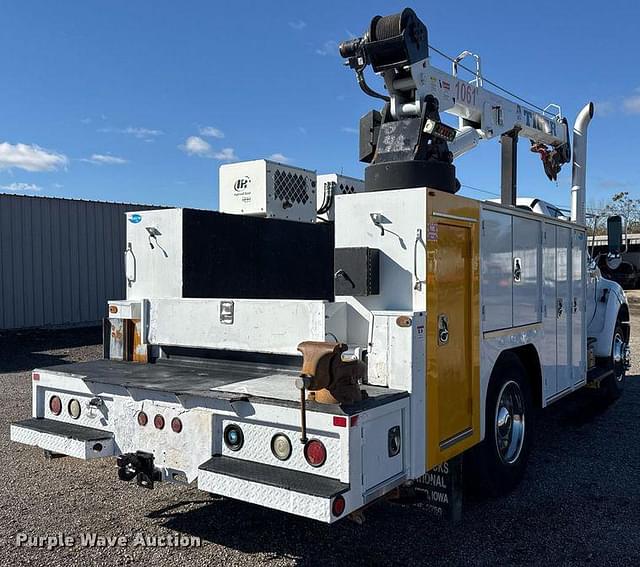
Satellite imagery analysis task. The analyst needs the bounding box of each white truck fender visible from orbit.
[588,278,629,358]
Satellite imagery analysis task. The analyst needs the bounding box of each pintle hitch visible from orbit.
[116,451,161,489]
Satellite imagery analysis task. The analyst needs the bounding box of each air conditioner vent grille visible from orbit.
[274,170,309,205]
[339,183,356,194]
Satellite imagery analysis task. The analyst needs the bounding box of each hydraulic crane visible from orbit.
[339,8,571,203]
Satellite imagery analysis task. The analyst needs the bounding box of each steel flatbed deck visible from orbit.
[36,358,408,415]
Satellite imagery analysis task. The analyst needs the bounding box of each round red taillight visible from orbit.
[49,395,62,416]
[304,439,327,467]
[137,412,148,426]
[332,495,346,517]
[171,417,183,433]
[153,414,165,430]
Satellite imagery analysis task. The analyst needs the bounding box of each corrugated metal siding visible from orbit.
[0,195,159,330]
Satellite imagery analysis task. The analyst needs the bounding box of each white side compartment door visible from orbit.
[512,216,541,326]
[556,226,572,393]
[481,210,513,331]
[542,224,558,398]
[572,230,586,386]
[361,408,405,491]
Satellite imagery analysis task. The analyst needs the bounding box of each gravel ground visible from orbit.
[1,300,640,567]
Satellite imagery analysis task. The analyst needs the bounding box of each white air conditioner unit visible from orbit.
[219,159,317,223]
[316,173,365,221]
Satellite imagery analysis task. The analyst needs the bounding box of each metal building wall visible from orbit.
[0,194,158,330]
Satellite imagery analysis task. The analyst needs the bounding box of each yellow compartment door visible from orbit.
[426,192,480,469]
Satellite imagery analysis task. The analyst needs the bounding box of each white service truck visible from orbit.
[11,8,630,523]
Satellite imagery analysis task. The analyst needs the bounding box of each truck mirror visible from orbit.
[607,215,623,254]
[606,215,623,270]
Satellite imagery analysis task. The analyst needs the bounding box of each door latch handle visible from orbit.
[513,257,522,283]
[573,298,578,313]
[125,242,136,288]
[557,298,563,318]
[413,228,426,291]
[438,314,449,345]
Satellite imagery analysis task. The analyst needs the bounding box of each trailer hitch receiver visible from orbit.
[116,451,162,489]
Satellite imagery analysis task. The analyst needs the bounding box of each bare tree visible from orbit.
[586,198,609,236]
[604,192,640,233]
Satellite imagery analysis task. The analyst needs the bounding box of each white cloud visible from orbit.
[595,90,640,116]
[289,20,307,30]
[52,183,64,188]
[341,126,358,134]
[0,182,42,192]
[199,126,225,139]
[316,40,338,56]
[99,126,163,139]
[179,136,238,161]
[0,142,68,172]
[595,101,615,117]
[180,136,213,157]
[213,147,238,161]
[623,95,640,114]
[268,153,293,164]
[298,126,307,135]
[82,153,128,165]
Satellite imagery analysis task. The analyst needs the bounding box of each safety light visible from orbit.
[304,439,327,467]
[137,411,148,426]
[171,417,183,433]
[224,424,244,451]
[154,414,165,430]
[49,395,62,416]
[271,433,292,461]
[333,416,347,428]
[332,495,346,517]
[68,398,81,420]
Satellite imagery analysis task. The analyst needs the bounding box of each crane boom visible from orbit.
[387,61,569,152]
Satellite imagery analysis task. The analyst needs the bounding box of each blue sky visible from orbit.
[0,1,637,210]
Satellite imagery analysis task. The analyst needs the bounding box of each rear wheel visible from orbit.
[600,322,627,402]
[465,352,533,496]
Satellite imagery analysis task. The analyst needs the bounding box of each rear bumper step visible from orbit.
[199,455,349,497]
[198,455,349,522]
[10,418,114,460]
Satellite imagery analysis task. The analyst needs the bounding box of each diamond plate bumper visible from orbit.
[10,418,114,460]
[198,455,350,523]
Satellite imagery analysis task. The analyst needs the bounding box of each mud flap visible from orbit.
[415,455,463,523]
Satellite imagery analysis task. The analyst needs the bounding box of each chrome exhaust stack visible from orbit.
[570,102,595,225]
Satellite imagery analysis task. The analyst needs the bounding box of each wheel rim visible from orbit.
[612,332,627,382]
[494,380,526,465]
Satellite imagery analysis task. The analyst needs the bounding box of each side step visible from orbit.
[10,418,114,460]
[198,455,349,522]
[586,366,614,387]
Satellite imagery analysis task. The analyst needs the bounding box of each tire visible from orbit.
[600,322,627,402]
[465,352,534,497]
